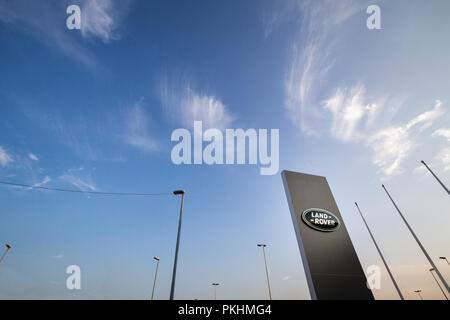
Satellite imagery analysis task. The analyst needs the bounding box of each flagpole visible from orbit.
[0,244,11,265]
[355,202,404,299]
[421,160,450,196]
[382,184,449,294]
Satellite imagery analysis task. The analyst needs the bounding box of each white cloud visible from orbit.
[28,153,39,161]
[0,1,131,69]
[433,128,450,142]
[50,254,64,259]
[282,275,292,281]
[160,76,234,130]
[33,176,51,188]
[436,148,450,171]
[23,105,119,162]
[80,0,129,43]
[432,128,450,172]
[321,90,445,176]
[283,0,362,134]
[273,1,447,177]
[0,1,97,69]
[123,99,159,152]
[367,100,444,176]
[179,89,233,129]
[405,100,444,131]
[368,127,413,176]
[323,85,382,142]
[413,164,427,175]
[0,146,13,167]
[60,168,96,191]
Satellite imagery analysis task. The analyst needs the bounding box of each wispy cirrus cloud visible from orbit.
[323,84,384,142]
[79,0,131,43]
[0,0,96,69]
[282,0,362,135]
[28,153,39,161]
[262,0,300,39]
[0,0,131,68]
[435,148,450,172]
[160,74,234,130]
[33,176,51,188]
[323,88,445,176]
[267,1,447,177]
[368,100,444,176]
[23,108,102,161]
[0,146,13,167]
[122,99,159,152]
[282,275,292,281]
[433,128,450,142]
[22,97,155,161]
[404,101,444,132]
[431,128,450,171]
[0,147,52,189]
[59,168,96,191]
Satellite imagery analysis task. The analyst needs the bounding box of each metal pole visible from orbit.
[382,185,450,294]
[170,190,185,300]
[0,244,11,265]
[262,246,272,300]
[212,283,219,300]
[258,244,272,300]
[429,268,448,300]
[414,290,423,300]
[421,160,450,196]
[355,202,404,300]
[151,257,160,300]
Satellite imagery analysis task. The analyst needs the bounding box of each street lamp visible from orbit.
[170,190,186,300]
[151,257,160,300]
[212,283,219,300]
[414,290,423,300]
[429,268,448,300]
[257,244,272,300]
[439,257,450,267]
[0,244,12,265]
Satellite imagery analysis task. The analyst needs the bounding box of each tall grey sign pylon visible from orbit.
[282,170,374,300]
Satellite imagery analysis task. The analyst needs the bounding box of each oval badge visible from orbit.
[302,208,340,232]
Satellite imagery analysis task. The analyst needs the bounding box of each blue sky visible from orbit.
[0,0,449,299]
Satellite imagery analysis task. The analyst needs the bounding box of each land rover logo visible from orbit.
[302,208,340,232]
